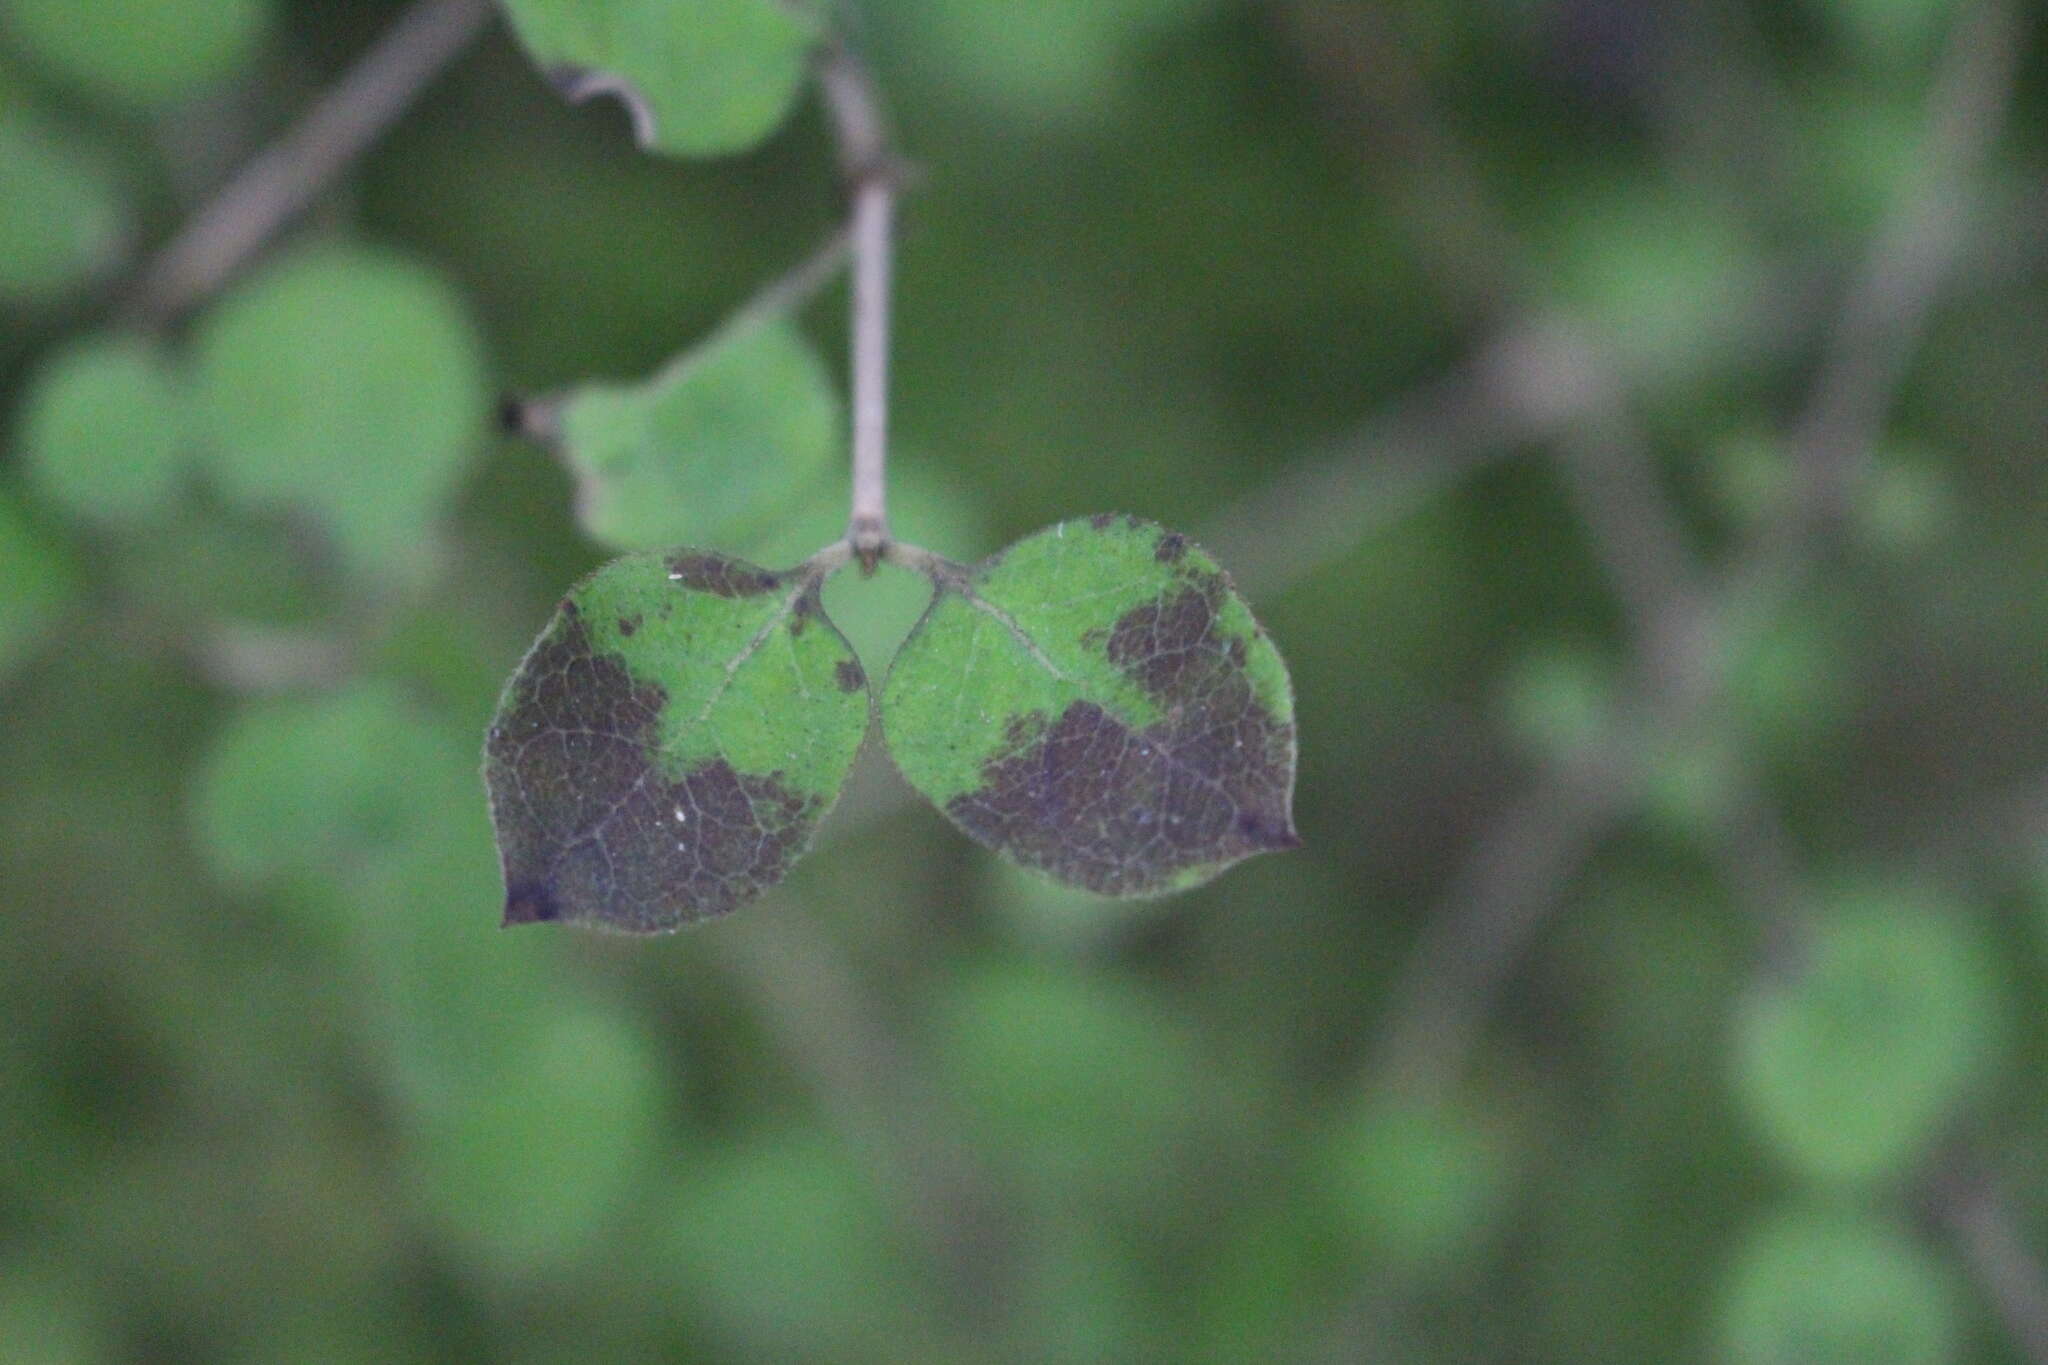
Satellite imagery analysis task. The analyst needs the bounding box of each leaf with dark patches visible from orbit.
[484,550,870,932]
[880,516,1299,897]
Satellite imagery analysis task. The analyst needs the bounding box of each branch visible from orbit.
[1724,0,2022,599]
[501,225,852,442]
[1365,0,2022,1106]
[1929,1163,2048,1365]
[815,38,901,567]
[123,0,494,328]
[713,904,1014,1332]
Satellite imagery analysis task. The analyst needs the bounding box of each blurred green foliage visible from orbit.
[3,0,2046,1362]
[555,317,841,553]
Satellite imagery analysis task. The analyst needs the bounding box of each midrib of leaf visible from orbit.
[949,583,1075,684]
[675,569,819,741]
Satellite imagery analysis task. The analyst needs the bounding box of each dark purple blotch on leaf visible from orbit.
[944,563,1297,897]
[666,551,780,598]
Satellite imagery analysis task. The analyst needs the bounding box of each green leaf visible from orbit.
[930,960,1211,1206]
[498,0,817,157]
[0,109,126,301]
[2,0,269,104]
[405,1000,668,1277]
[0,1257,110,1365]
[1322,1099,1509,1270]
[192,241,487,581]
[889,0,1217,118]
[1542,178,1765,381]
[16,334,188,523]
[1498,643,1613,760]
[1730,889,2000,1184]
[189,681,473,891]
[660,1134,924,1359]
[484,550,870,932]
[1714,1207,1960,1365]
[0,490,79,679]
[555,319,839,552]
[881,515,1298,897]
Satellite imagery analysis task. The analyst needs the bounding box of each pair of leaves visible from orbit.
[484,514,1299,932]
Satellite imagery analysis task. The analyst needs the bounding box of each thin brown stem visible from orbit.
[122,0,493,327]
[1929,1163,2048,1365]
[714,906,1013,1335]
[1723,0,2022,599]
[504,226,851,445]
[815,38,900,568]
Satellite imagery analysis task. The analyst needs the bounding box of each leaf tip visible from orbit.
[1238,809,1303,853]
[502,879,563,928]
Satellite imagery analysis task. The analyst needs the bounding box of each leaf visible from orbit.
[881,514,1298,897]
[404,1000,667,1277]
[1,0,270,104]
[1322,1099,1509,1270]
[189,681,472,891]
[0,490,80,680]
[0,109,127,301]
[192,242,488,581]
[16,334,188,523]
[1714,1207,1961,1365]
[929,961,1212,1204]
[659,1134,922,1359]
[891,0,1218,118]
[498,0,817,157]
[484,549,870,932]
[1730,889,1999,1184]
[555,319,839,552]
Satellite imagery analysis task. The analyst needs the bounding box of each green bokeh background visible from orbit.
[4,1,2047,1361]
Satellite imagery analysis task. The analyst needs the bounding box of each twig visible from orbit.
[503,226,852,443]
[1723,0,2022,600]
[1365,0,2022,1106]
[815,39,900,566]
[713,904,1013,1332]
[1197,361,1521,600]
[122,0,494,327]
[1369,735,1640,1100]
[1929,1163,2048,1365]
[711,224,854,347]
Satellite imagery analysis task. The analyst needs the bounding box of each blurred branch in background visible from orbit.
[1930,1161,2048,1364]
[122,0,493,327]
[714,908,1015,1334]
[1270,0,2044,1358]
[1364,0,2023,1103]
